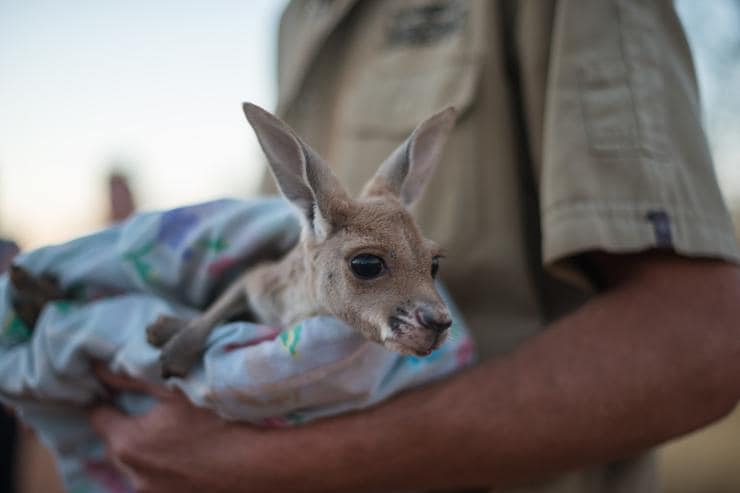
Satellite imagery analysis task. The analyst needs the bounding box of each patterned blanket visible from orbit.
[0,197,475,493]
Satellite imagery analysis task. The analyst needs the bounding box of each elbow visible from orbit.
[624,254,740,426]
[660,296,740,434]
[705,322,740,420]
[682,263,740,423]
[696,365,739,429]
[711,270,740,411]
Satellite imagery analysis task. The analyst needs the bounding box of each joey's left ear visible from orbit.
[363,107,457,206]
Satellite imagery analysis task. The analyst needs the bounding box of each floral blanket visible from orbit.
[0,197,475,493]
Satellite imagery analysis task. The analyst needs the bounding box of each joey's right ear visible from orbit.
[362,107,457,207]
[242,103,348,239]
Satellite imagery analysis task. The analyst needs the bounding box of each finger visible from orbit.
[93,362,175,400]
[88,403,132,440]
[87,404,142,482]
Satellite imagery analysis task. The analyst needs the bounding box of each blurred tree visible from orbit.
[107,171,137,223]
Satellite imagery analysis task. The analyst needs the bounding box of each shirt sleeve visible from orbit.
[539,0,739,284]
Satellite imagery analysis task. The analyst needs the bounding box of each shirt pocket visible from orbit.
[338,0,485,138]
[341,57,481,138]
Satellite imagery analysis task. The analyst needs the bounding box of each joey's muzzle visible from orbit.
[383,301,451,356]
[414,305,451,333]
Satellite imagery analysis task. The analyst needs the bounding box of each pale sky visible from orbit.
[676,0,740,212]
[1,0,739,249]
[0,0,288,248]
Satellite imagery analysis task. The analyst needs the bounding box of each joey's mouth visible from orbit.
[383,317,447,356]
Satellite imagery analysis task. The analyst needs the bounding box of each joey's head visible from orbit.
[243,103,456,356]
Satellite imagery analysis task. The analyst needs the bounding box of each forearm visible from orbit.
[246,257,740,492]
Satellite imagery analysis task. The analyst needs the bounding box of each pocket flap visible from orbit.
[343,61,481,137]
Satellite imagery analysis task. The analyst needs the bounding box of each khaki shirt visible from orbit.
[261,1,740,491]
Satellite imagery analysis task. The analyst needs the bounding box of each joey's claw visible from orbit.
[146,315,187,348]
[158,330,206,379]
[9,265,66,329]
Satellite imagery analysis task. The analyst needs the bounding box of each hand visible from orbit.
[88,365,263,493]
[88,364,372,493]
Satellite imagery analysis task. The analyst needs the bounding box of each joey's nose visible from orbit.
[415,306,452,333]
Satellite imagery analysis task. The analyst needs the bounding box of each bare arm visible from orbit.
[90,252,740,492]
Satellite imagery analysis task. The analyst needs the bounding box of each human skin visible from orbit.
[89,251,740,493]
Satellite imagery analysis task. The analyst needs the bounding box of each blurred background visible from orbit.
[0,1,738,492]
[0,0,288,249]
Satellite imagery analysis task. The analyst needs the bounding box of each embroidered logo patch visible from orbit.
[386,0,467,47]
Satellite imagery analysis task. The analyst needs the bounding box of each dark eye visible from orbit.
[431,256,441,278]
[350,254,386,280]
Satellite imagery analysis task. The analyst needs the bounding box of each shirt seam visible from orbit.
[544,200,734,231]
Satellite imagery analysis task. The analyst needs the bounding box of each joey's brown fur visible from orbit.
[144,103,458,378]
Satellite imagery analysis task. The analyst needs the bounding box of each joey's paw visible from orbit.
[9,265,66,329]
[159,331,204,379]
[146,315,188,348]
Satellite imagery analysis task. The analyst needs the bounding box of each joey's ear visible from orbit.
[363,107,457,206]
[243,103,348,239]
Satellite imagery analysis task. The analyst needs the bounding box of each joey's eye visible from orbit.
[350,254,386,280]
[431,256,441,278]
